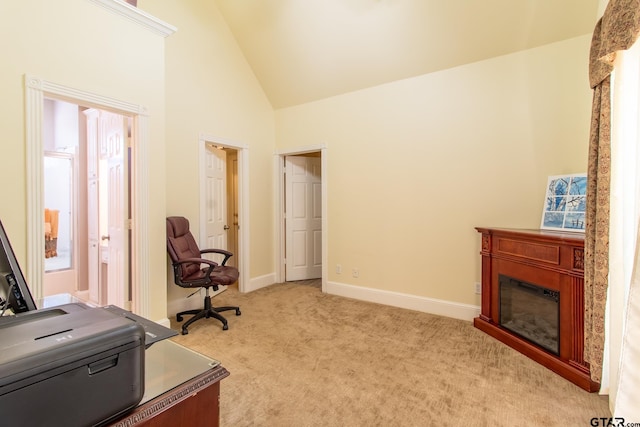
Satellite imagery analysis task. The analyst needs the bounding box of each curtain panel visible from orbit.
[585,0,640,384]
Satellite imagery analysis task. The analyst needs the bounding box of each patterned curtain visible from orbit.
[585,0,640,384]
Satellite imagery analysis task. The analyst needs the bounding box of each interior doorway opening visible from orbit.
[42,99,132,309]
[198,134,249,293]
[276,145,328,292]
[284,152,322,282]
[26,75,152,317]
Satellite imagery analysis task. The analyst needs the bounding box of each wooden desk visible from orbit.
[109,339,229,427]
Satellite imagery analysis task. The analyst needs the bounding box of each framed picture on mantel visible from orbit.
[540,173,587,232]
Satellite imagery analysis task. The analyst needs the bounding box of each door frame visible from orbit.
[198,133,249,293]
[25,74,152,317]
[275,144,327,291]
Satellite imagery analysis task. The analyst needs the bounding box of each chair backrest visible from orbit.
[166,216,202,279]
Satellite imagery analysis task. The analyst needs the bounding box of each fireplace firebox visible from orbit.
[499,274,559,355]
[474,228,598,392]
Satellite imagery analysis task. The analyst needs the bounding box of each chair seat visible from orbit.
[182,265,239,286]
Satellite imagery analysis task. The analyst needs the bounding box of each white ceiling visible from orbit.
[214,0,600,109]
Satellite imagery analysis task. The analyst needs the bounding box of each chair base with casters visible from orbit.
[176,287,241,335]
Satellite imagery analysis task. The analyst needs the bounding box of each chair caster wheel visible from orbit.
[181,329,189,335]
[222,324,229,331]
[177,315,183,322]
[235,309,241,316]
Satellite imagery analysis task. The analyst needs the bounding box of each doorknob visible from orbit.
[101,235,110,241]
[223,225,230,230]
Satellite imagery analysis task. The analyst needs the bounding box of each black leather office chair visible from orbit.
[166,216,241,334]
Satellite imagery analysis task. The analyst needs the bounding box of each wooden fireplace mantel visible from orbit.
[474,227,599,392]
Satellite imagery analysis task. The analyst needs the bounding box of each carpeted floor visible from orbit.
[170,281,610,427]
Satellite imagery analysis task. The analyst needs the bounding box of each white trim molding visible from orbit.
[155,317,172,328]
[24,74,152,318]
[326,280,481,322]
[246,273,277,293]
[275,144,326,156]
[86,0,177,37]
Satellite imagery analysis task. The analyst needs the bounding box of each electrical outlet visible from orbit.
[336,264,342,274]
[352,268,359,278]
[475,282,482,294]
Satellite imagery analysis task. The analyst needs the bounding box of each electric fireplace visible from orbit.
[474,227,598,392]
[499,274,559,355]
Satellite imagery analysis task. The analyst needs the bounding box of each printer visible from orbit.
[0,303,145,427]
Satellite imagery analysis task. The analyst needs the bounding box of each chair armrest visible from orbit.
[173,257,218,277]
[200,248,233,265]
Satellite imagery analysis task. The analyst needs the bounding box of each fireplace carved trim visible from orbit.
[474,227,598,392]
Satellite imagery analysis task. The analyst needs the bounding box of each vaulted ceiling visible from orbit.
[214,0,600,109]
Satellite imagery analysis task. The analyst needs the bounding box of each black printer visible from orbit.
[0,303,145,427]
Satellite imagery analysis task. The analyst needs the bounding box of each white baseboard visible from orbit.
[156,317,171,328]
[325,280,480,322]
[233,274,480,322]
[244,273,276,293]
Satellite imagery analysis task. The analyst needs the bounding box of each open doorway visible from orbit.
[276,146,328,291]
[200,144,240,268]
[226,149,239,266]
[26,75,153,317]
[198,134,249,293]
[43,151,76,293]
[41,99,131,309]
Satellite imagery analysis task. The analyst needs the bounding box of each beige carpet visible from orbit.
[170,281,610,427]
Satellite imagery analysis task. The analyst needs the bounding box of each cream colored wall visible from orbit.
[0,0,593,319]
[0,0,168,320]
[275,35,592,306]
[139,0,275,304]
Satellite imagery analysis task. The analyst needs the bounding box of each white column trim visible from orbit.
[131,114,151,317]
[25,78,45,300]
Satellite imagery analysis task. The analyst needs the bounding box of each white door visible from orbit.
[200,144,231,296]
[204,146,228,253]
[101,111,128,308]
[285,156,322,281]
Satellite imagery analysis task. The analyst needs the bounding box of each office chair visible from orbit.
[166,216,241,335]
